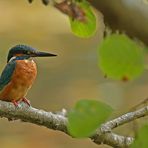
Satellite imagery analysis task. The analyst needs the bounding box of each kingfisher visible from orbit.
[0,44,57,107]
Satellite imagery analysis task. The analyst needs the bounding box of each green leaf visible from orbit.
[98,34,144,81]
[130,125,148,148]
[69,1,96,38]
[68,99,113,138]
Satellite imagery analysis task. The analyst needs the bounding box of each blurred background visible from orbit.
[0,0,147,148]
[90,0,148,45]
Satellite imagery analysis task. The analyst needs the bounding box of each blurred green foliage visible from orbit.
[70,1,96,38]
[98,34,145,81]
[68,99,113,137]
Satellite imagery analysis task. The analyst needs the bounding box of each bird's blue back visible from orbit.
[0,60,16,91]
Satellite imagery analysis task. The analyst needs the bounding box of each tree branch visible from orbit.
[28,0,87,21]
[101,105,148,133]
[0,100,148,147]
[88,0,148,46]
[0,100,68,133]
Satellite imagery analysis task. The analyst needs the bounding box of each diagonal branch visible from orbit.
[100,105,148,133]
[0,100,147,147]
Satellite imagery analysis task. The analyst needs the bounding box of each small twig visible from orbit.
[28,0,86,21]
[130,98,148,111]
[100,105,148,133]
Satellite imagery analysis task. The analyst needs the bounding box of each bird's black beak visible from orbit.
[31,51,57,57]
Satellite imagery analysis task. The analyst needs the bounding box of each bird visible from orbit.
[0,44,57,107]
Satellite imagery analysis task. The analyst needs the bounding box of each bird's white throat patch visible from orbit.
[9,56,16,62]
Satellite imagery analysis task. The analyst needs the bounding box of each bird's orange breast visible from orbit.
[0,60,37,101]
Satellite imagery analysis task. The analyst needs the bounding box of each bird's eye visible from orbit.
[27,51,31,54]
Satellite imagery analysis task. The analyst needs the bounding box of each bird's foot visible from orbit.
[21,97,31,106]
[12,100,19,107]
[12,98,31,107]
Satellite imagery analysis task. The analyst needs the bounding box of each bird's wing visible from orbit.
[0,61,16,91]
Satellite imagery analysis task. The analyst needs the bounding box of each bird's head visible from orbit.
[7,44,57,63]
